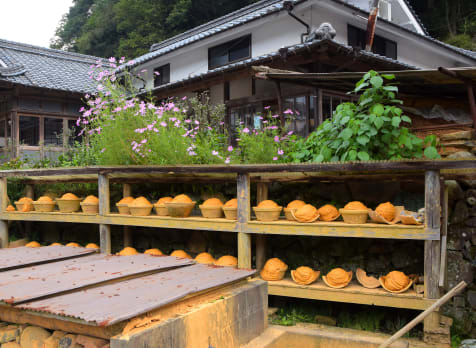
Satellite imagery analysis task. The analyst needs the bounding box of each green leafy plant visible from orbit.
[290,71,440,162]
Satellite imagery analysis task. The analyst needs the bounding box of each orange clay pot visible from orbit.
[292,204,320,223]
[144,248,163,256]
[195,252,216,264]
[375,202,396,221]
[25,241,41,248]
[223,198,238,220]
[260,258,288,281]
[170,250,192,259]
[85,243,99,249]
[199,197,224,218]
[118,247,139,256]
[128,197,153,216]
[322,268,352,288]
[116,196,135,215]
[215,255,238,267]
[318,204,340,222]
[291,266,320,285]
[154,197,173,216]
[66,242,80,247]
[80,195,99,214]
[379,271,412,293]
[356,268,380,289]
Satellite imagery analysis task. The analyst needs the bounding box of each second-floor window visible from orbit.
[347,25,397,60]
[154,64,170,87]
[208,35,251,69]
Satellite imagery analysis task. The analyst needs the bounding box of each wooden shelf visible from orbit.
[1,211,102,224]
[0,212,238,232]
[102,213,238,232]
[247,220,436,240]
[267,278,434,310]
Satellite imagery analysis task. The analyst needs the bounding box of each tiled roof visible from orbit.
[0,38,103,94]
[143,38,417,95]
[120,0,475,73]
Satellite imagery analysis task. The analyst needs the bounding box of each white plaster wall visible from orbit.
[134,0,474,90]
[230,77,252,100]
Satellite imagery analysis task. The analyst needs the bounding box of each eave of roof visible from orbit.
[140,38,417,96]
[120,0,475,73]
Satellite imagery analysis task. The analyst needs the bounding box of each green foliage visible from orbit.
[51,0,259,58]
[445,33,476,51]
[290,71,440,163]
[229,115,295,164]
[271,307,315,326]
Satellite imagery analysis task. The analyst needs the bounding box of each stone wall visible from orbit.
[443,178,476,338]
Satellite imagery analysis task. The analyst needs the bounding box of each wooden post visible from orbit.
[98,173,111,254]
[123,183,132,247]
[24,184,34,238]
[256,182,268,271]
[237,173,251,269]
[0,178,8,248]
[439,183,448,288]
[424,170,441,332]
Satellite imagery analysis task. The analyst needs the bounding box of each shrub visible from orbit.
[290,71,439,162]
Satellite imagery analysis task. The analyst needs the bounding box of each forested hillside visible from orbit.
[50,0,475,58]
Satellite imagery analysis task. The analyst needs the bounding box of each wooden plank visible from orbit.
[0,178,8,248]
[0,160,475,179]
[439,183,448,288]
[246,220,435,240]
[424,170,441,332]
[237,173,251,269]
[0,212,103,224]
[123,183,132,247]
[99,173,111,254]
[256,183,268,271]
[103,214,238,232]
[267,278,434,310]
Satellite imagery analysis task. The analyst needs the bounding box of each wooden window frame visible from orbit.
[208,35,252,70]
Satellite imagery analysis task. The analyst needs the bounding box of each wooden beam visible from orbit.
[255,183,268,271]
[237,173,251,269]
[439,183,448,288]
[423,170,441,332]
[99,173,111,254]
[0,178,7,248]
[123,183,132,248]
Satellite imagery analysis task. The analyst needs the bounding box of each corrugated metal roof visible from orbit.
[119,0,475,73]
[0,245,97,272]
[0,254,193,304]
[18,263,255,326]
[0,38,103,93]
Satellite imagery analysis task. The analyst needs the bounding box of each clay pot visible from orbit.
[215,255,238,267]
[356,268,380,289]
[33,196,56,212]
[144,248,163,256]
[284,200,306,221]
[15,197,33,212]
[253,199,282,221]
[195,252,215,264]
[154,197,173,216]
[379,271,413,293]
[291,266,320,285]
[260,258,288,281]
[128,197,153,216]
[57,193,82,213]
[116,197,135,215]
[376,202,396,221]
[85,243,99,249]
[80,195,99,214]
[339,209,369,224]
[199,197,224,218]
[118,247,139,256]
[170,250,192,259]
[66,242,80,247]
[318,204,340,222]
[25,241,41,248]
[322,268,352,288]
[165,202,196,217]
[292,204,320,223]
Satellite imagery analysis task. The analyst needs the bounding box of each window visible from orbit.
[19,116,39,146]
[44,118,63,146]
[154,64,170,87]
[284,96,309,137]
[347,25,397,59]
[68,120,83,145]
[208,35,251,69]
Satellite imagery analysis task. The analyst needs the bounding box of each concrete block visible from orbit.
[111,279,267,348]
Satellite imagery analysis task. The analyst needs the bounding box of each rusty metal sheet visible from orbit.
[0,254,194,305]
[0,245,97,271]
[18,263,255,326]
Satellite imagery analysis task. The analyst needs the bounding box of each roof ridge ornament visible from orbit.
[0,63,26,77]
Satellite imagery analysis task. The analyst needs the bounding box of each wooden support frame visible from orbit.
[0,178,7,248]
[237,173,251,268]
[439,183,448,288]
[255,183,268,271]
[122,183,132,247]
[99,173,111,254]
[423,170,441,332]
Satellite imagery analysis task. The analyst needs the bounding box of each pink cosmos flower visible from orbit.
[278,149,284,155]
[242,127,250,134]
[225,157,230,164]
[273,157,278,161]
[283,109,293,114]
[274,136,280,142]
[212,150,219,156]
[227,146,233,152]
[264,106,271,110]
[160,122,167,127]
